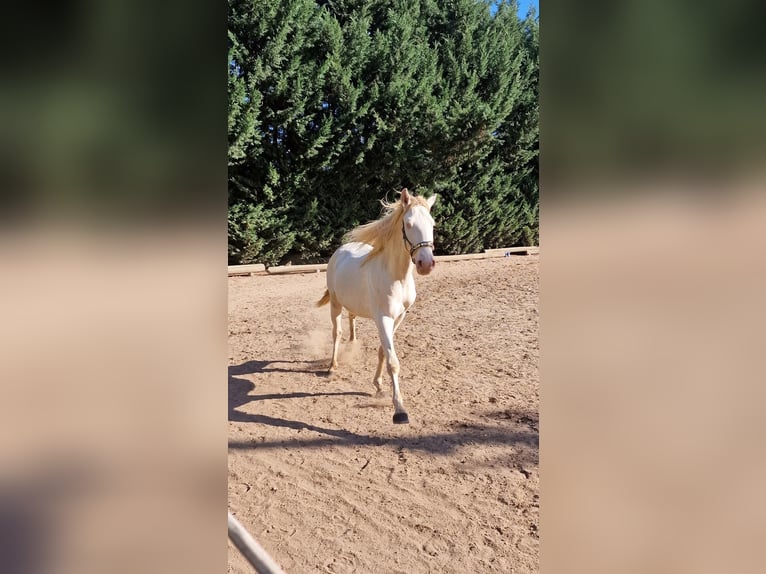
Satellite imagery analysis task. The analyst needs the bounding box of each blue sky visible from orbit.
[492,0,538,18]
[517,0,539,18]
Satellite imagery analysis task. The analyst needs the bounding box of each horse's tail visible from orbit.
[316,289,331,307]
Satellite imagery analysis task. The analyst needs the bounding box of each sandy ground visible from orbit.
[228,256,539,573]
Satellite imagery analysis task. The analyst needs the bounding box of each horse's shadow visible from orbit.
[228,360,538,461]
[229,359,327,378]
[228,360,371,439]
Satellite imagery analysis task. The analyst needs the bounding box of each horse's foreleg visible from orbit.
[375,314,408,424]
[329,299,343,372]
[348,314,357,341]
[372,311,405,398]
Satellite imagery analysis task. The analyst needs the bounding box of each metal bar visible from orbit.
[228,512,287,574]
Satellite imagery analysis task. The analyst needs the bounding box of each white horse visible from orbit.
[317,188,438,424]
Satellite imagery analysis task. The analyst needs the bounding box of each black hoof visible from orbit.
[393,412,409,424]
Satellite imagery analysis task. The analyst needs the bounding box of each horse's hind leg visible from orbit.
[372,345,385,396]
[328,298,343,372]
[348,314,357,341]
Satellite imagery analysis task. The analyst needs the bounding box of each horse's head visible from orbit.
[401,188,438,276]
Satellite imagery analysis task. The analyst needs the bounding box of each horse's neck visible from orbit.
[382,241,413,281]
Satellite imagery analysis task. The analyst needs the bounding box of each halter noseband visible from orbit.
[402,222,434,263]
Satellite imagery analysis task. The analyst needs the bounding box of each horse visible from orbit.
[316,188,438,424]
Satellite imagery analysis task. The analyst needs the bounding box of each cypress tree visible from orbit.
[228,0,538,264]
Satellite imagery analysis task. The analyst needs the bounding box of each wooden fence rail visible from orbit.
[228,246,538,276]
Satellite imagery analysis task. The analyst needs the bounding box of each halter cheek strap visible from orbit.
[402,223,434,262]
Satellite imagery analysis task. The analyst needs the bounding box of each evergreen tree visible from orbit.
[228,0,538,264]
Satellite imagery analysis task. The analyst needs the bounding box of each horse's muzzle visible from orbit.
[415,257,435,275]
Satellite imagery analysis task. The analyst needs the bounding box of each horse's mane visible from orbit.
[344,193,431,263]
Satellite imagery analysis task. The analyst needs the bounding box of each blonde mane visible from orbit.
[344,193,431,264]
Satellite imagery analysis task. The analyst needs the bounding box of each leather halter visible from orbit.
[402,222,434,263]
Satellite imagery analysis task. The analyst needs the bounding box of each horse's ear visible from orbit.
[427,194,438,209]
[400,188,411,207]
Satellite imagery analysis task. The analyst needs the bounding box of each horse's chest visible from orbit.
[401,280,416,309]
[368,273,416,317]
